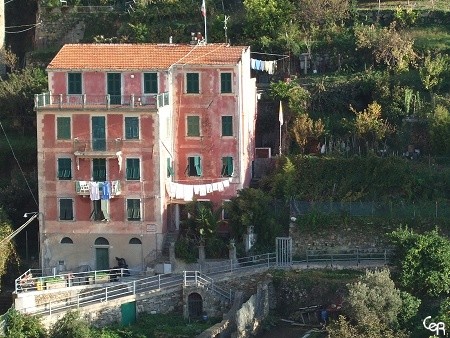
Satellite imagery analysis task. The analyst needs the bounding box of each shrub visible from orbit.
[49,311,91,338]
[4,308,46,338]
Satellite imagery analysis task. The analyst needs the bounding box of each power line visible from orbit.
[0,122,39,208]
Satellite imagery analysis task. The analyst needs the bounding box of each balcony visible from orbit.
[73,138,123,158]
[34,92,170,110]
[75,180,121,197]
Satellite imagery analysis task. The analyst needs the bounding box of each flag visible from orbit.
[201,0,206,17]
[279,101,284,126]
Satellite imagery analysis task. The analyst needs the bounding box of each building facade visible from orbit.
[35,43,257,271]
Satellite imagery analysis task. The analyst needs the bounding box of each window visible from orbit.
[186,73,199,93]
[127,199,141,221]
[144,73,158,94]
[58,158,72,180]
[187,116,200,136]
[222,116,233,136]
[125,117,139,139]
[129,238,142,244]
[186,156,202,176]
[222,200,231,220]
[61,237,73,244]
[221,73,232,93]
[93,159,106,181]
[68,73,82,94]
[59,198,73,220]
[57,117,71,140]
[167,158,174,177]
[221,156,233,177]
[126,158,140,180]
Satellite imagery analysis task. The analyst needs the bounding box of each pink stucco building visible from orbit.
[35,43,257,271]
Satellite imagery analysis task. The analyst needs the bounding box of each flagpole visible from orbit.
[201,0,207,43]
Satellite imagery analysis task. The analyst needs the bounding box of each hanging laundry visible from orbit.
[183,185,194,201]
[169,182,177,198]
[223,179,230,188]
[193,185,201,195]
[206,184,213,193]
[89,181,100,201]
[217,181,224,192]
[100,199,109,221]
[251,58,257,70]
[175,183,184,199]
[255,59,262,71]
[199,185,207,196]
[212,182,219,191]
[101,181,111,200]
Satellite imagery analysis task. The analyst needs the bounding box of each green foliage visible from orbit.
[345,269,402,329]
[174,236,197,263]
[0,208,15,279]
[294,0,350,27]
[429,104,450,155]
[389,227,450,297]
[225,188,287,252]
[394,6,419,28]
[419,52,449,94]
[49,311,91,338]
[4,309,46,338]
[0,67,47,134]
[397,291,421,330]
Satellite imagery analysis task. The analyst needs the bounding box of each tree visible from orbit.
[291,113,325,153]
[0,208,15,287]
[243,0,294,49]
[350,101,392,151]
[4,309,46,338]
[389,227,450,297]
[429,104,450,155]
[354,22,416,72]
[419,52,448,100]
[294,0,350,27]
[49,311,91,338]
[328,269,408,338]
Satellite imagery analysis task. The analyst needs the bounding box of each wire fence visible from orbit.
[291,200,450,219]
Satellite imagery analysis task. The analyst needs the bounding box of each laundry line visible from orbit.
[166,177,232,201]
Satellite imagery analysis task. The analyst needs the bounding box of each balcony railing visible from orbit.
[34,92,170,110]
[75,180,121,196]
[73,138,123,154]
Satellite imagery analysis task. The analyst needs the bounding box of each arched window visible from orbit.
[60,237,73,244]
[129,238,142,244]
[94,237,109,245]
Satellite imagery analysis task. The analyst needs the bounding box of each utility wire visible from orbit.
[0,122,39,207]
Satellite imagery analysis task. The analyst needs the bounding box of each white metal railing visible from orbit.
[34,93,169,110]
[14,249,391,316]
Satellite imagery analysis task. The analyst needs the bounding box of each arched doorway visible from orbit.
[188,292,203,318]
[94,237,109,270]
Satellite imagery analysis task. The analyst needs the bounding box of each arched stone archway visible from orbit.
[187,292,203,318]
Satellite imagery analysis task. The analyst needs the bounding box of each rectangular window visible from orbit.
[59,198,74,220]
[221,156,233,177]
[221,73,232,93]
[222,116,233,136]
[57,158,72,180]
[125,117,139,139]
[186,156,202,176]
[126,158,140,180]
[167,158,174,177]
[68,73,82,94]
[57,117,71,140]
[92,159,106,181]
[187,116,200,136]
[186,73,199,93]
[222,200,231,220]
[127,199,141,221]
[144,73,158,94]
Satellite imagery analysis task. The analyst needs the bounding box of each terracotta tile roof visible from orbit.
[47,43,249,71]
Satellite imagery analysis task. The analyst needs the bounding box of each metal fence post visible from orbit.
[133,280,136,295]
[105,287,108,302]
[158,274,161,289]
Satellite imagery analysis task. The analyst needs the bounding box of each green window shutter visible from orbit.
[57,117,71,140]
[125,117,139,139]
[58,158,72,180]
[186,73,199,93]
[187,116,200,136]
[222,156,233,177]
[167,158,174,177]
[222,116,233,136]
[68,73,82,94]
[93,158,106,181]
[126,158,140,180]
[194,156,202,176]
[144,73,158,94]
[60,198,73,220]
[127,199,141,221]
[221,73,232,93]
